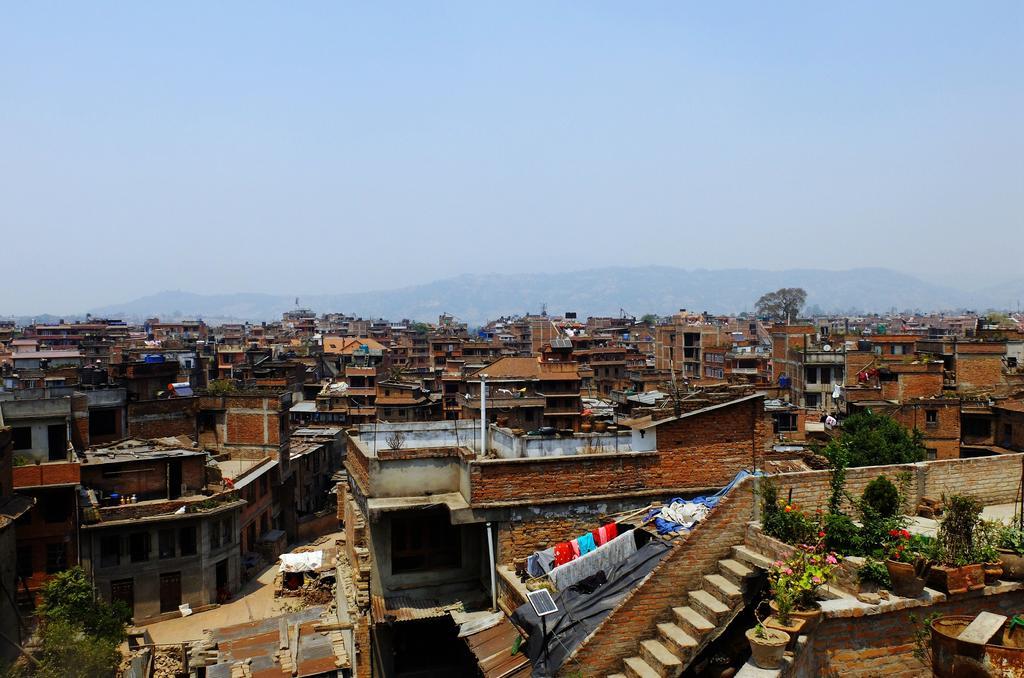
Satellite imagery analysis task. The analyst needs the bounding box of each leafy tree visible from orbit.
[38,568,130,643]
[755,287,807,323]
[5,569,129,678]
[5,622,123,678]
[640,313,660,325]
[823,411,926,468]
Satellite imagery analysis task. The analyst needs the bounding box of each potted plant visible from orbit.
[998,523,1024,580]
[976,520,1004,585]
[746,621,789,669]
[856,558,891,593]
[929,494,985,594]
[884,530,932,597]
[766,536,840,637]
[763,587,804,651]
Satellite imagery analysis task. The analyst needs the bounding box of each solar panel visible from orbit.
[527,588,558,617]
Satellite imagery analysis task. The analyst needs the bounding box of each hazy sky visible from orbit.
[2,2,1022,314]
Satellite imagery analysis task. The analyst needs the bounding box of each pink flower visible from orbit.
[826,555,837,565]
[785,568,794,575]
[812,576,822,585]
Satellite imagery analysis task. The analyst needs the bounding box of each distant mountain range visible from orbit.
[75,267,1024,326]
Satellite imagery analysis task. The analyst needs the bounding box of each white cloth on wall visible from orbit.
[659,501,710,530]
[548,529,638,591]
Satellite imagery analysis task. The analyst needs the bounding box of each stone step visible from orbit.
[731,544,774,571]
[672,605,715,638]
[703,573,744,606]
[624,655,661,678]
[657,622,698,661]
[639,638,683,678]
[718,558,755,587]
[608,674,628,678]
[688,589,729,624]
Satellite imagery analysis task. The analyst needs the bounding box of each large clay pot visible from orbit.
[886,559,926,598]
[764,615,805,651]
[770,600,822,634]
[983,561,1003,585]
[962,563,986,591]
[928,564,985,594]
[746,626,789,669]
[594,421,608,433]
[580,422,592,433]
[998,549,1024,580]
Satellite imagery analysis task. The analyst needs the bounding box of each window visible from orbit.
[16,546,33,578]
[12,427,31,451]
[805,393,820,408]
[210,523,222,549]
[927,448,938,461]
[100,535,120,568]
[805,368,818,384]
[892,344,906,355]
[45,543,66,574]
[88,409,118,438]
[159,529,176,559]
[773,412,798,434]
[221,519,232,545]
[391,508,461,574]
[42,495,67,523]
[926,410,938,425]
[179,527,197,556]
[129,532,150,563]
[1009,357,1019,368]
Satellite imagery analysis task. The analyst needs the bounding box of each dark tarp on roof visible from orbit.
[510,540,672,677]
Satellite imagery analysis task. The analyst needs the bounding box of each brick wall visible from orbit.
[806,587,1024,676]
[471,397,765,506]
[127,398,196,439]
[13,462,80,488]
[772,454,1024,516]
[957,352,1004,391]
[563,477,755,676]
[497,515,600,563]
[889,401,960,461]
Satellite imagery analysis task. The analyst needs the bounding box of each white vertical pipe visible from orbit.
[480,374,488,456]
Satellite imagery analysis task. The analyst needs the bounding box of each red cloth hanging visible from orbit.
[553,541,576,567]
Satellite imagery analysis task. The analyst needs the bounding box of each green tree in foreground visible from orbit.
[5,568,129,678]
[824,411,927,468]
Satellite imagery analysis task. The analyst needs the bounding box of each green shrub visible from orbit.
[862,476,900,519]
[823,512,861,555]
[937,494,982,566]
[857,558,892,588]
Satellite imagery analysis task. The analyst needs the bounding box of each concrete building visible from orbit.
[78,441,243,622]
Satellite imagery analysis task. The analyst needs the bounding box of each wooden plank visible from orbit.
[958,611,1007,645]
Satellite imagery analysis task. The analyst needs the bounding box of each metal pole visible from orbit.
[480,374,488,456]
[486,521,497,611]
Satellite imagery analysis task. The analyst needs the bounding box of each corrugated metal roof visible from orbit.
[463,616,531,678]
[370,594,459,623]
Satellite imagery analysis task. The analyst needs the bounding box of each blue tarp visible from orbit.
[646,469,759,535]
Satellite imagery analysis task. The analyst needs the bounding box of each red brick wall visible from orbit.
[808,588,1024,676]
[563,478,755,676]
[13,462,81,488]
[957,352,1004,391]
[497,515,598,563]
[127,398,196,439]
[897,370,943,399]
[226,412,267,445]
[889,401,960,460]
[470,397,765,506]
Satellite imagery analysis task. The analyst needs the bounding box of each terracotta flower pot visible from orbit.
[998,549,1024,580]
[770,599,822,634]
[764,615,805,651]
[983,561,1003,585]
[928,564,985,594]
[594,421,607,432]
[580,422,592,433]
[962,563,986,591]
[746,626,789,669]
[886,559,926,598]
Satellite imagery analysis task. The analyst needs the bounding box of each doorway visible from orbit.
[159,572,181,613]
[47,424,66,461]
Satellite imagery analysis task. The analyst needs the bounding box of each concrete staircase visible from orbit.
[607,546,769,678]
